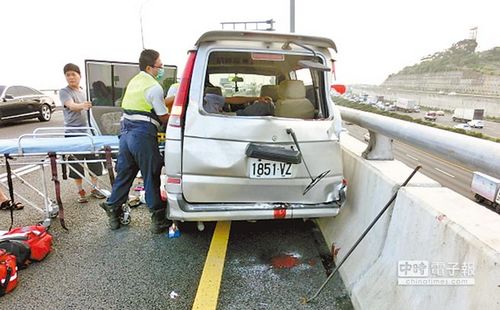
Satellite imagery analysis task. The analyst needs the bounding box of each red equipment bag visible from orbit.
[0,240,31,269]
[7,226,53,262]
[0,249,18,296]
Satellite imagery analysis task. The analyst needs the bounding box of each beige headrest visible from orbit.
[260,85,279,101]
[278,80,306,100]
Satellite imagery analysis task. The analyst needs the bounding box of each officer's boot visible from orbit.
[150,208,171,234]
[100,202,122,230]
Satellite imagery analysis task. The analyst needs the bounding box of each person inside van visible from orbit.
[164,82,178,112]
[91,81,113,106]
[203,92,274,116]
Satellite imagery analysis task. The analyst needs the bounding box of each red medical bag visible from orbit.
[7,226,53,262]
[0,249,18,296]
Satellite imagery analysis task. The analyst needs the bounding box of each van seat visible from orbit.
[274,80,315,119]
[260,85,279,102]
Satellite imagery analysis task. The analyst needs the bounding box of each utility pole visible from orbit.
[139,0,153,49]
[290,0,295,33]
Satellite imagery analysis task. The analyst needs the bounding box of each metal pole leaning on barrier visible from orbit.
[302,165,422,304]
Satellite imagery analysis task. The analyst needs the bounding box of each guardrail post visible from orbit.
[362,131,394,160]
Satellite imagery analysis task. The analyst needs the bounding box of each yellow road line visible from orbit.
[192,221,231,310]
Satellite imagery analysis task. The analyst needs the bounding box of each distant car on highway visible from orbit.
[467,120,484,128]
[436,110,445,116]
[454,123,471,131]
[384,104,396,112]
[0,85,55,122]
[424,111,437,121]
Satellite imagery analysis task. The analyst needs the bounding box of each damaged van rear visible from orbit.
[165,31,347,222]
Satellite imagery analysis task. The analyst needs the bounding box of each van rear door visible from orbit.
[180,49,344,205]
[84,60,176,135]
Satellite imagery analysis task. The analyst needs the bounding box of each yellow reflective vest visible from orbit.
[121,72,159,113]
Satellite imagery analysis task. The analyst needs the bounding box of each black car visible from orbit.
[0,85,56,123]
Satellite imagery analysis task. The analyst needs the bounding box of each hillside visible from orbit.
[383,39,500,96]
[395,39,500,76]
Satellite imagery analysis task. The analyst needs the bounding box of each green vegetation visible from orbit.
[389,40,500,76]
[485,115,500,123]
[334,97,500,143]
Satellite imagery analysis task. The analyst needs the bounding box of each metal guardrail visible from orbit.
[338,106,500,175]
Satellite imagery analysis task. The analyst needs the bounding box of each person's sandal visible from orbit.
[11,202,24,210]
[0,200,24,210]
[77,189,88,203]
[90,189,106,199]
[0,200,10,210]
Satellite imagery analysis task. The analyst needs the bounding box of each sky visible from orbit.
[1,0,499,90]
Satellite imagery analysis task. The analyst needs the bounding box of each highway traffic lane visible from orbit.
[0,109,65,139]
[392,142,474,199]
[0,160,351,309]
[0,167,213,309]
[394,111,500,138]
[218,220,351,310]
[0,107,351,308]
[344,123,475,200]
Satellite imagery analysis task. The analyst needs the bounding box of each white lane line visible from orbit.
[434,167,455,178]
[0,164,39,183]
[406,154,419,161]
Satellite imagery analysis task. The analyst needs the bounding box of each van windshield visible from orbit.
[203,51,329,119]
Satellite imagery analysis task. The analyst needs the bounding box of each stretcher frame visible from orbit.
[0,127,120,228]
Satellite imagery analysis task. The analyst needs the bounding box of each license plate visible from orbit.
[248,158,294,178]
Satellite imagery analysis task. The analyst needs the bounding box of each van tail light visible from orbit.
[169,51,197,128]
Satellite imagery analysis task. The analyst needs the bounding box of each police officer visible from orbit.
[100,49,170,233]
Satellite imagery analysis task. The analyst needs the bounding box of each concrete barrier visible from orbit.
[318,134,500,309]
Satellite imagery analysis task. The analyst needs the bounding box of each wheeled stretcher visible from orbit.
[0,127,121,229]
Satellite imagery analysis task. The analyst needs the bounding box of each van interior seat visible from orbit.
[274,80,315,119]
[260,85,279,102]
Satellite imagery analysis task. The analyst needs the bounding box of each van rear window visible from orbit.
[203,51,329,119]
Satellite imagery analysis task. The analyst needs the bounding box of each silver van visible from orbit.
[166,31,347,222]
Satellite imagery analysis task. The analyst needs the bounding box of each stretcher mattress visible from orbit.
[0,135,119,155]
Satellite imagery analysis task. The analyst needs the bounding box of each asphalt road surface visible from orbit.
[402,110,500,139]
[0,109,66,139]
[0,111,352,309]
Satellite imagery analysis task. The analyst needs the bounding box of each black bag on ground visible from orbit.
[0,240,31,269]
